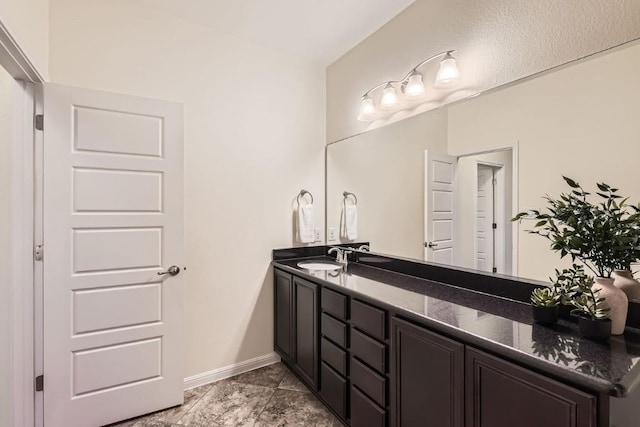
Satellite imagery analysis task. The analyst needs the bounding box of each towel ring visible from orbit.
[343,191,358,205]
[297,189,314,205]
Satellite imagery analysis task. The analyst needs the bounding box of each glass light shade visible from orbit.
[404,73,425,97]
[357,96,376,121]
[435,54,460,88]
[380,83,399,109]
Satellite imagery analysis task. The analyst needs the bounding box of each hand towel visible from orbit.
[297,204,315,244]
[340,204,358,241]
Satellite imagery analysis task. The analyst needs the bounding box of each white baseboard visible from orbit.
[183,352,281,390]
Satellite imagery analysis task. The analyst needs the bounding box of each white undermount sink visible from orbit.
[297,261,342,271]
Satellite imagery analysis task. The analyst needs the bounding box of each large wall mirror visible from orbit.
[326,40,640,283]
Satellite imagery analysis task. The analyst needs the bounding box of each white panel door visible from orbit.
[476,165,495,272]
[424,150,457,263]
[43,84,184,427]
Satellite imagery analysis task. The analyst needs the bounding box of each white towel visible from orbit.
[297,204,315,244]
[340,204,358,241]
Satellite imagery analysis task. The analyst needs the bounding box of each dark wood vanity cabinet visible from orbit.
[274,270,319,390]
[390,317,464,427]
[274,268,603,427]
[465,348,597,427]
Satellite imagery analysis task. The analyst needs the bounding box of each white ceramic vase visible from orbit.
[612,270,640,301]
[593,277,628,335]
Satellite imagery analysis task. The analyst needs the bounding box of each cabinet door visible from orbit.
[466,347,597,427]
[294,277,318,389]
[390,317,464,427]
[274,270,294,362]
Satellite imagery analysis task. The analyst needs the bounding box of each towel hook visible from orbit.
[297,189,314,205]
[343,191,358,205]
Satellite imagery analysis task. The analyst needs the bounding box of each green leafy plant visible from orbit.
[513,177,640,278]
[531,287,560,307]
[549,264,590,306]
[564,268,610,320]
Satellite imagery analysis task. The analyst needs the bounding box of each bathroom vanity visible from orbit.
[272,246,640,427]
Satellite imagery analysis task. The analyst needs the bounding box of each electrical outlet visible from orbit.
[328,227,337,242]
[314,228,322,242]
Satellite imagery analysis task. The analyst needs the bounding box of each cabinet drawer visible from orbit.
[321,288,348,320]
[351,385,386,427]
[352,328,386,374]
[351,357,386,407]
[320,363,347,420]
[321,313,347,348]
[352,299,386,341]
[321,337,347,376]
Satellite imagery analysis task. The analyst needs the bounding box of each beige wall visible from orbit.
[455,150,513,273]
[0,63,15,427]
[327,0,640,143]
[49,0,326,377]
[327,109,447,260]
[448,42,640,281]
[0,0,49,78]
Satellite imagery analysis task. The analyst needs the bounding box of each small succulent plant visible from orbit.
[531,287,560,308]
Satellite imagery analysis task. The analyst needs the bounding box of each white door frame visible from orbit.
[455,142,519,276]
[0,17,45,427]
[474,161,506,273]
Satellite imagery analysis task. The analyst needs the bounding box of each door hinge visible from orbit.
[35,114,44,131]
[34,244,43,261]
[492,267,498,273]
[492,223,497,229]
[35,375,44,392]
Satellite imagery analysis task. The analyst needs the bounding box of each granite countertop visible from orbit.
[273,256,640,398]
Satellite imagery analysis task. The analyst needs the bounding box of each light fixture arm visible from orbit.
[361,50,456,97]
[401,50,456,82]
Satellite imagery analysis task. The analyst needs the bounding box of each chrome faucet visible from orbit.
[328,247,353,268]
[357,245,370,252]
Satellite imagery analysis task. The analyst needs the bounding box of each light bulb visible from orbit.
[357,95,376,121]
[404,72,425,98]
[435,52,460,88]
[380,83,399,109]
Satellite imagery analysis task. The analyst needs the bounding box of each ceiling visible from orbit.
[131,0,415,65]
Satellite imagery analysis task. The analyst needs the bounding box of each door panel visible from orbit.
[466,347,596,427]
[294,277,318,389]
[391,317,464,427]
[424,150,457,263]
[274,270,294,361]
[73,106,163,157]
[73,168,163,212]
[43,84,184,427]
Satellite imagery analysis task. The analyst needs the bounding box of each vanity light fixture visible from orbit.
[357,50,460,121]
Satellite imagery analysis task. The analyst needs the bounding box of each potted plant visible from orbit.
[568,273,611,341]
[530,287,560,326]
[610,204,640,300]
[513,177,632,335]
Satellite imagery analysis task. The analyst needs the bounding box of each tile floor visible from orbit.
[109,363,343,427]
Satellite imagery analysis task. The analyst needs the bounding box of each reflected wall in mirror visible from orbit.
[327,40,640,283]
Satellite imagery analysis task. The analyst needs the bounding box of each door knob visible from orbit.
[157,265,181,276]
[426,242,438,249]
